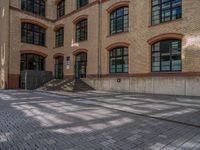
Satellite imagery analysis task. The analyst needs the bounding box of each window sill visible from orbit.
[21,42,47,48]
[20,9,47,20]
[109,73,129,77]
[151,71,182,74]
[148,18,182,28]
[101,72,200,78]
[107,31,129,38]
[53,45,64,49]
[57,15,65,20]
[76,4,89,11]
[74,39,88,44]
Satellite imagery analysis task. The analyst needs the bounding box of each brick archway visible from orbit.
[72,15,88,24]
[53,53,64,59]
[147,33,184,45]
[21,19,48,29]
[106,1,130,13]
[72,49,88,55]
[55,0,62,4]
[106,42,130,51]
[54,24,64,31]
[20,50,48,57]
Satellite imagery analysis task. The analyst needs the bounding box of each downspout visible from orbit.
[97,0,102,79]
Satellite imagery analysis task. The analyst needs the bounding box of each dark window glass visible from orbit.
[21,0,45,17]
[55,27,64,47]
[21,23,46,46]
[110,7,129,35]
[20,54,45,71]
[57,0,65,18]
[151,0,182,25]
[77,0,88,9]
[109,47,128,73]
[76,19,87,42]
[151,39,182,72]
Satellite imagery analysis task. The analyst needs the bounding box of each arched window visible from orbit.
[21,54,45,71]
[110,7,129,35]
[151,39,182,72]
[55,27,64,47]
[21,0,45,17]
[21,23,46,46]
[110,47,128,73]
[151,0,182,25]
[57,0,65,18]
[76,19,87,42]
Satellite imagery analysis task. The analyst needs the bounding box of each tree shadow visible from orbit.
[0,90,200,150]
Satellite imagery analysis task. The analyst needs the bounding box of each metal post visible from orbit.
[25,71,27,90]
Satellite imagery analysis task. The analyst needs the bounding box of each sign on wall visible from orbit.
[66,56,71,69]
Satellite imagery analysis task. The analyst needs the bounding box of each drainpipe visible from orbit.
[97,0,102,79]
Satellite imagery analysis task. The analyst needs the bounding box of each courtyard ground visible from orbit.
[0,90,200,150]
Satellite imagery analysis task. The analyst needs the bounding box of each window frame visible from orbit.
[151,39,182,72]
[109,47,129,74]
[77,0,88,9]
[151,0,182,25]
[75,19,88,42]
[21,22,46,46]
[57,0,65,18]
[110,6,129,35]
[55,27,64,47]
[21,0,46,17]
[20,54,45,71]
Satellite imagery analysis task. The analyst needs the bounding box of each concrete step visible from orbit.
[39,79,94,92]
[73,80,94,91]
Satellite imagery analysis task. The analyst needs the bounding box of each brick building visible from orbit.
[0,0,200,96]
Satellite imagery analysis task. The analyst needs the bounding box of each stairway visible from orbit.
[39,79,73,91]
[38,79,94,92]
[73,79,94,92]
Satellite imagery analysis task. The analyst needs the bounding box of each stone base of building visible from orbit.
[8,74,20,89]
[82,76,200,96]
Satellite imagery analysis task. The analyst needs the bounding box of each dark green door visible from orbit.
[55,56,64,79]
[75,52,87,79]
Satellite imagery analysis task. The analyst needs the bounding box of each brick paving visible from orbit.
[0,90,200,150]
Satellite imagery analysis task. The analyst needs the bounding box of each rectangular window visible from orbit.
[55,28,64,47]
[57,0,65,18]
[21,54,45,71]
[151,40,182,72]
[76,19,87,42]
[110,7,129,35]
[151,0,182,25]
[21,23,46,46]
[77,0,88,9]
[109,47,128,73]
[21,0,45,17]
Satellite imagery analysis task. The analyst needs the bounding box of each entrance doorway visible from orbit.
[75,52,87,79]
[55,56,64,79]
[20,53,46,89]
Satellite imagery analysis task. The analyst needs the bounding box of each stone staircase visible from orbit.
[73,79,94,92]
[38,79,94,92]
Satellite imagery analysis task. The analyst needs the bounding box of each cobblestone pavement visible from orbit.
[0,90,200,150]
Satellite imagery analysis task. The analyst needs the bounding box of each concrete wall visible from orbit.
[83,77,200,96]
